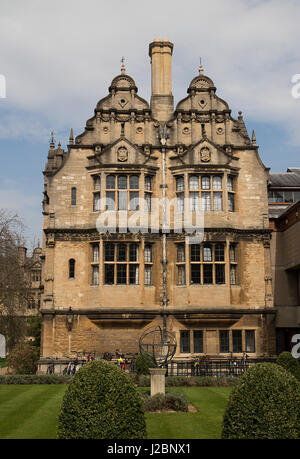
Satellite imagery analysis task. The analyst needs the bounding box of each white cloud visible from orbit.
[0,0,299,147]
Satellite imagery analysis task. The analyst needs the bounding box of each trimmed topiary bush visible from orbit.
[277,351,300,381]
[135,352,156,376]
[57,359,147,439]
[222,363,300,439]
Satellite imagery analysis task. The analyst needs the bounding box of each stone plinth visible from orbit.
[149,367,167,396]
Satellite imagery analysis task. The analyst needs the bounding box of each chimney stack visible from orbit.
[149,39,174,122]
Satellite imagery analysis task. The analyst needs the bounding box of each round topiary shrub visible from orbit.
[277,351,300,381]
[222,363,300,439]
[135,352,156,376]
[57,359,147,439]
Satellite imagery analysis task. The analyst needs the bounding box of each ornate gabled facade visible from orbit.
[40,39,276,370]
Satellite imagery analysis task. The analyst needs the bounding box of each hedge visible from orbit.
[141,391,188,412]
[222,363,300,439]
[0,374,72,384]
[57,359,147,439]
[277,351,300,381]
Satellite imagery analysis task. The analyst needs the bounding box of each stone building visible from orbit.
[39,39,276,368]
[18,246,43,315]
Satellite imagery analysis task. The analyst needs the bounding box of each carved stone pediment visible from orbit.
[170,138,238,167]
[89,137,157,167]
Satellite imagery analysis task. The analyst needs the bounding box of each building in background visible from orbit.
[18,246,43,315]
[268,168,300,218]
[39,39,276,371]
[269,194,300,354]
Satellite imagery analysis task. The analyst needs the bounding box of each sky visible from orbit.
[0,0,299,245]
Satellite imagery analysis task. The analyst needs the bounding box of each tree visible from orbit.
[0,209,32,351]
[26,313,42,357]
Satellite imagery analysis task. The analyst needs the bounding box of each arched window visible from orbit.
[71,187,76,206]
[69,259,75,278]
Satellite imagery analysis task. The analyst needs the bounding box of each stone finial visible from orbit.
[49,131,55,148]
[121,56,126,75]
[69,128,74,145]
[252,130,257,146]
[199,57,204,75]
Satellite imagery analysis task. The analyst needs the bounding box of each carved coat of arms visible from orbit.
[200,147,211,162]
[117,146,128,162]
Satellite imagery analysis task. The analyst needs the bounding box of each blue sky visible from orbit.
[0,0,299,245]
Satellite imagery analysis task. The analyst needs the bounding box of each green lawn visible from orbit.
[0,385,231,439]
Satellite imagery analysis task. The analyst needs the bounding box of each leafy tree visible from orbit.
[7,343,38,374]
[26,313,42,357]
[0,210,33,350]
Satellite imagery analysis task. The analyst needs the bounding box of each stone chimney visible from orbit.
[149,38,174,122]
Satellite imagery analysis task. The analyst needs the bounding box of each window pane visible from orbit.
[92,265,99,285]
[145,176,152,191]
[202,192,211,210]
[213,176,222,190]
[273,191,283,202]
[215,244,225,262]
[145,192,151,212]
[246,330,255,353]
[93,192,101,211]
[106,191,115,210]
[144,245,152,263]
[118,175,127,189]
[93,175,100,190]
[180,330,190,353]
[213,192,223,211]
[229,244,236,262]
[230,265,237,285]
[284,191,293,202]
[118,191,127,210]
[177,244,185,262]
[71,188,76,206]
[228,193,235,212]
[69,259,75,278]
[177,265,185,285]
[191,244,200,262]
[189,176,199,190]
[117,264,127,284]
[232,330,242,353]
[117,244,127,261]
[93,244,99,262]
[201,176,210,190]
[194,331,203,353]
[215,264,225,284]
[176,176,184,191]
[106,175,115,189]
[203,264,213,284]
[129,191,139,210]
[220,330,229,353]
[294,191,300,202]
[130,175,139,189]
[203,245,212,262]
[105,243,114,261]
[105,264,114,284]
[227,176,233,191]
[190,192,199,211]
[129,265,139,284]
[191,265,201,284]
[177,193,184,212]
[144,265,152,285]
[130,244,138,262]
